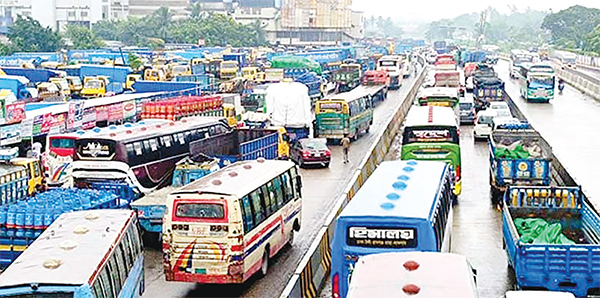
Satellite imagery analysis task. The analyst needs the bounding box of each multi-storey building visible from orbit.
[128,0,188,18]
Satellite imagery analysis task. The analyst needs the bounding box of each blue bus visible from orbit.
[331,160,455,298]
[0,209,144,298]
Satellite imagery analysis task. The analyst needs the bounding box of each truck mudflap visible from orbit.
[502,186,600,297]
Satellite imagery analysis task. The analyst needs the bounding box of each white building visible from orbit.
[128,0,188,18]
[0,0,129,32]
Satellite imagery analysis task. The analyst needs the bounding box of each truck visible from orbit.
[333,63,362,93]
[80,76,123,98]
[434,70,461,89]
[473,67,505,111]
[354,70,389,104]
[295,71,323,103]
[0,67,62,83]
[219,60,239,80]
[0,76,36,100]
[78,64,132,85]
[132,80,206,93]
[376,55,403,89]
[502,185,600,297]
[265,81,313,142]
[223,53,247,68]
[488,124,552,203]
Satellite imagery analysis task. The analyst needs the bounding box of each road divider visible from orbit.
[280,58,427,298]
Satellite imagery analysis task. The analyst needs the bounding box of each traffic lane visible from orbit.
[496,60,600,208]
[319,126,514,298]
[141,80,416,298]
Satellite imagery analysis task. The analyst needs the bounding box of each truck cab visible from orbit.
[220,61,239,80]
[144,68,166,81]
[37,82,64,102]
[49,77,71,97]
[10,158,44,195]
[126,74,142,90]
[170,64,192,78]
[242,66,258,81]
[65,76,83,94]
[81,76,108,98]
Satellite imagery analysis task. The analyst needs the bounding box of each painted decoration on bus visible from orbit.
[0,123,22,146]
[406,129,453,143]
[82,107,97,129]
[77,139,116,159]
[108,103,123,122]
[5,102,26,124]
[68,101,84,130]
[319,102,343,112]
[96,105,108,121]
[49,113,66,134]
[346,226,417,248]
[122,100,136,121]
[20,118,33,138]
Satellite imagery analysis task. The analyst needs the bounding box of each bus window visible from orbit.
[281,171,294,203]
[272,177,285,209]
[290,167,301,198]
[240,196,254,232]
[107,255,122,294]
[99,266,114,298]
[250,189,265,225]
[260,185,274,217]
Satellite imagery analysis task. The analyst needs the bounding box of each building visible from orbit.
[128,0,188,18]
[231,0,281,42]
[350,10,363,39]
[0,0,129,33]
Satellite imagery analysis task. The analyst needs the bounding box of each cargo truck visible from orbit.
[488,123,552,203]
[132,80,210,93]
[0,67,62,83]
[265,81,313,142]
[0,76,36,100]
[502,186,600,297]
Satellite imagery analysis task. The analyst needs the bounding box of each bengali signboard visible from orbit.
[108,103,123,122]
[96,105,108,122]
[82,107,97,129]
[20,118,33,138]
[68,101,84,130]
[4,102,26,124]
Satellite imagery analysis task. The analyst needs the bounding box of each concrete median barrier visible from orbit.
[280,57,427,298]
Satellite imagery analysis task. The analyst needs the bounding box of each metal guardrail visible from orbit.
[279,56,428,298]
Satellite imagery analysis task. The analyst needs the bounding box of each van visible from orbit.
[459,97,476,124]
[473,109,496,140]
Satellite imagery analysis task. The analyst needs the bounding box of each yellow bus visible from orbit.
[163,159,302,283]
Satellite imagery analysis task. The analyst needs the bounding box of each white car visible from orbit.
[488,101,511,113]
[473,109,497,141]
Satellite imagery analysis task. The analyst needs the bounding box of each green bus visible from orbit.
[401,106,461,195]
[314,90,374,141]
[417,86,461,117]
[518,62,555,103]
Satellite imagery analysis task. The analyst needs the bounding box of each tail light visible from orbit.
[455,165,461,181]
[332,273,340,298]
[302,150,311,158]
[325,150,331,157]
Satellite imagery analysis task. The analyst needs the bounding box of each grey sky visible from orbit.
[352,1,600,22]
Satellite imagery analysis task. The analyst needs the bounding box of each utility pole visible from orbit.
[476,9,488,49]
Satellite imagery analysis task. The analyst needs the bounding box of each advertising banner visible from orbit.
[4,102,26,124]
[82,107,97,129]
[96,105,108,121]
[108,102,123,122]
[0,123,22,146]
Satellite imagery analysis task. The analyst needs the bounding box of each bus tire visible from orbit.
[365,126,370,133]
[260,249,269,277]
[287,230,295,246]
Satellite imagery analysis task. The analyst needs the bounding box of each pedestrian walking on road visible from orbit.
[341,135,351,163]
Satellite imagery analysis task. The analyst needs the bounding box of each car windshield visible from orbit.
[459,102,473,109]
[302,140,328,150]
[477,115,494,124]
[495,110,512,117]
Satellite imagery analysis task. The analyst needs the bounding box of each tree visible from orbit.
[541,5,600,49]
[128,52,144,72]
[585,25,600,54]
[63,25,104,49]
[151,7,174,41]
[7,15,63,52]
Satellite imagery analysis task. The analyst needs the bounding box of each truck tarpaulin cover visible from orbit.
[270,56,322,75]
[514,218,575,245]
[265,82,313,128]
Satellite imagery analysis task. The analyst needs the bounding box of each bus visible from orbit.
[331,160,455,298]
[346,252,478,298]
[417,87,460,117]
[0,209,144,298]
[509,49,535,79]
[314,90,374,141]
[552,50,577,68]
[162,159,302,283]
[45,119,171,187]
[433,41,448,54]
[376,55,403,89]
[518,62,555,103]
[400,106,461,195]
[71,117,232,195]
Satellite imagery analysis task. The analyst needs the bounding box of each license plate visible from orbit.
[190,226,208,236]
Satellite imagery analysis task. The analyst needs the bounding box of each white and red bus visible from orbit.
[44,119,170,187]
[163,159,302,283]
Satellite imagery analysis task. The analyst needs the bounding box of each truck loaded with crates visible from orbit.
[502,185,600,297]
[488,123,552,203]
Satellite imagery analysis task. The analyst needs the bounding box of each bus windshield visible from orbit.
[403,126,459,144]
[175,203,224,219]
[318,102,343,113]
[529,76,554,89]
[379,61,397,67]
[50,137,75,149]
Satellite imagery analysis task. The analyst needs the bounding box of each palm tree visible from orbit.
[152,7,174,41]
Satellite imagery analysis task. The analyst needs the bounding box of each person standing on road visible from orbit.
[341,135,351,163]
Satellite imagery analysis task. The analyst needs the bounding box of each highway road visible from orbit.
[141,77,417,298]
[319,60,600,298]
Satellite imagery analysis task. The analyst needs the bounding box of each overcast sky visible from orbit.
[352,1,600,22]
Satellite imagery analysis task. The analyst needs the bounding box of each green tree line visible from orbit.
[0,6,267,55]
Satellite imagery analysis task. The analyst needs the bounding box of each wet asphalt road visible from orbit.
[319,61,600,298]
[141,77,416,298]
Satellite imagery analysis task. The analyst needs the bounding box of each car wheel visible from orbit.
[260,250,269,277]
[324,162,330,168]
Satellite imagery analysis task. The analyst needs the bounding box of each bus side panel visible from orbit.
[117,254,145,298]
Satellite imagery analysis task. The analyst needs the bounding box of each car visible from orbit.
[488,101,510,113]
[459,97,476,125]
[500,291,575,298]
[473,109,497,141]
[290,138,331,168]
